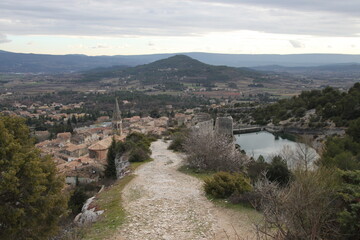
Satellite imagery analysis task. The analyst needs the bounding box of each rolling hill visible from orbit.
[253,63,360,73]
[81,55,264,84]
[1,50,360,73]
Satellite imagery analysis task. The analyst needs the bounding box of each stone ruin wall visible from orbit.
[215,116,233,137]
[191,115,233,138]
[191,119,214,137]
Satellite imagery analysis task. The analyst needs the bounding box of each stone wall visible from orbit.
[191,119,214,136]
[115,154,130,179]
[190,116,234,139]
[215,116,233,137]
[191,113,212,125]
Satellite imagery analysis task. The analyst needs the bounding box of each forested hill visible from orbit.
[253,63,360,73]
[81,55,264,84]
[2,50,360,73]
[0,50,130,73]
[253,82,360,127]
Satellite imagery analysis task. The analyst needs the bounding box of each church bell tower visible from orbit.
[112,98,122,136]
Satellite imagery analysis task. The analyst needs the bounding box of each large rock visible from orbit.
[74,196,104,226]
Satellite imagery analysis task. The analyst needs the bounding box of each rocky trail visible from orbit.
[111,139,257,240]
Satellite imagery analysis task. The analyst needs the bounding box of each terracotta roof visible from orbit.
[88,142,108,151]
[65,143,87,152]
[88,135,126,151]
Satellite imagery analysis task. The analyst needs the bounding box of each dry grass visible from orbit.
[80,159,152,240]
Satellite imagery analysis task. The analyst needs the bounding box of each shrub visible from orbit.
[266,155,292,186]
[255,168,341,240]
[337,170,360,239]
[204,172,252,199]
[168,132,186,152]
[184,131,249,172]
[68,187,90,215]
[247,157,270,183]
[129,147,149,162]
[228,191,261,209]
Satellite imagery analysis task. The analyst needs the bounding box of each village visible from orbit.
[25,99,195,186]
[1,96,235,187]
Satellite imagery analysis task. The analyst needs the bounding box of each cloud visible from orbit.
[289,40,304,48]
[0,0,359,38]
[148,42,155,46]
[198,0,360,16]
[91,44,109,49]
[0,33,11,44]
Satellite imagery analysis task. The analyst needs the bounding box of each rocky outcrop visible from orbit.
[115,154,130,179]
[74,196,104,226]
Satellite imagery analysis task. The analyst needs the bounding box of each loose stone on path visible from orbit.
[111,139,256,240]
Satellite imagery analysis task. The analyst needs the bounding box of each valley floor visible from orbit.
[109,139,257,240]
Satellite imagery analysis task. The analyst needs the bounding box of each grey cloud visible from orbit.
[0,33,11,44]
[91,44,109,49]
[289,40,304,48]
[0,0,359,37]
[198,0,360,16]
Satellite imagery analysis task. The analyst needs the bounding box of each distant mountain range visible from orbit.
[1,50,360,73]
[252,63,360,73]
[81,55,263,84]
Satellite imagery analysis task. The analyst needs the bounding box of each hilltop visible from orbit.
[2,50,360,73]
[89,55,263,85]
[77,55,267,94]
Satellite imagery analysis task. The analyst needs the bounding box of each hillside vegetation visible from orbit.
[253,82,360,126]
[81,55,263,84]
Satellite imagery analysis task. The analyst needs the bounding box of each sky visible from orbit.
[0,0,359,55]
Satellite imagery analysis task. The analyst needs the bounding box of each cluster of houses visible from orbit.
[34,99,176,185]
[3,98,208,186]
[5,101,84,120]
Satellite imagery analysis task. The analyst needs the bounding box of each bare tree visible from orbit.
[278,136,319,172]
[294,140,318,172]
[253,169,340,240]
[183,130,249,172]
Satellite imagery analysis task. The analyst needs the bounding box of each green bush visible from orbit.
[168,132,185,152]
[266,155,292,186]
[204,172,252,198]
[129,147,149,162]
[337,170,360,239]
[68,187,90,215]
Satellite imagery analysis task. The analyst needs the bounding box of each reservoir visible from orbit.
[234,131,318,161]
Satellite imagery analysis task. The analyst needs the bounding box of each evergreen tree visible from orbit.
[66,118,73,133]
[71,114,77,125]
[0,116,67,240]
[105,138,118,179]
[267,155,291,186]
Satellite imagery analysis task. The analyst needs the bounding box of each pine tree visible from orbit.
[71,115,77,125]
[105,137,118,179]
[0,116,67,240]
[66,118,73,133]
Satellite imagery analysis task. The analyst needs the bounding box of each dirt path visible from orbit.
[112,139,257,240]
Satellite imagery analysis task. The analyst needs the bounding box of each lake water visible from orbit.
[234,131,318,161]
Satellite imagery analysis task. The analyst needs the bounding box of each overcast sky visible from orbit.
[0,0,359,55]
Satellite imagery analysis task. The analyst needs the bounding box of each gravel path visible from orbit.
[111,139,256,240]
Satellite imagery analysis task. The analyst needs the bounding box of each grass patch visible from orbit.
[82,159,152,240]
[178,165,261,219]
[82,175,134,240]
[178,165,215,180]
[129,158,153,171]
